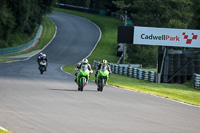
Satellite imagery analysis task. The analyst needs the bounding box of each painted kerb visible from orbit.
[0,25,42,55]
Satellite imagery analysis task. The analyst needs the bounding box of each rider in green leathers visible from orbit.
[95,59,112,83]
[74,58,93,83]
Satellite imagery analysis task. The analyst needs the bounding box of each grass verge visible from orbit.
[0,16,56,62]
[0,58,15,63]
[54,8,120,63]
[60,8,200,106]
[0,128,11,133]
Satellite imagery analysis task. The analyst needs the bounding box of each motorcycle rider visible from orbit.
[95,59,112,83]
[38,53,48,71]
[37,52,43,65]
[74,58,93,83]
[74,62,81,80]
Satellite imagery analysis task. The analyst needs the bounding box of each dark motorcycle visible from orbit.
[39,60,47,74]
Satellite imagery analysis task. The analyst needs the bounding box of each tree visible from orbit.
[116,0,193,67]
[0,0,55,48]
[0,0,16,47]
[190,0,200,29]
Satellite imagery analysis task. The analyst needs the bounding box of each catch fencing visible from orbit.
[93,60,156,82]
[0,25,42,56]
[194,73,200,89]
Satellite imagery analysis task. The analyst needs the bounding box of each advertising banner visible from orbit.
[133,26,200,48]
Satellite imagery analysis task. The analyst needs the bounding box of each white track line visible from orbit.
[0,126,8,132]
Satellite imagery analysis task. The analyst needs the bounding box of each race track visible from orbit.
[0,11,200,133]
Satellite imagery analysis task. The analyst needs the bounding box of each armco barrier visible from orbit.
[194,73,200,89]
[93,60,156,82]
[0,25,42,56]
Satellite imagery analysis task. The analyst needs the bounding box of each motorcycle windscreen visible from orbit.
[101,65,107,72]
[81,64,88,72]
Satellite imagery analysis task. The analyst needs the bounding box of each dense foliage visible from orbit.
[59,0,116,10]
[0,0,55,48]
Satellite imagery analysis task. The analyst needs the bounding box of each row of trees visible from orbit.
[59,0,117,11]
[0,0,55,48]
[115,0,200,67]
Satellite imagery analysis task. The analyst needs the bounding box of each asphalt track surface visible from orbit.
[0,11,200,133]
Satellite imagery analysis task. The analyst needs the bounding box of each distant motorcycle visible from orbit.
[39,60,47,74]
[96,65,109,91]
[76,64,91,91]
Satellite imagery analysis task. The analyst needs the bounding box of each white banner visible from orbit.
[133,26,200,48]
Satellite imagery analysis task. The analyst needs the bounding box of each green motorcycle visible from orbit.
[76,64,90,91]
[96,65,110,92]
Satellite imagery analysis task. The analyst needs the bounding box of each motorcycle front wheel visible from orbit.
[39,66,44,74]
[98,78,104,92]
[79,78,85,91]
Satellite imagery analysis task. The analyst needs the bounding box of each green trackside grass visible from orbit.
[54,8,120,63]
[0,58,15,62]
[60,8,200,106]
[31,16,56,51]
[13,16,56,52]
[0,128,11,133]
[0,16,56,62]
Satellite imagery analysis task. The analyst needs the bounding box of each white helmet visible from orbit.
[42,54,46,59]
[81,58,88,64]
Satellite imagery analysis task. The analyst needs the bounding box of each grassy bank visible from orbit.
[0,16,56,62]
[54,8,120,63]
[31,16,56,51]
[0,128,11,133]
[59,8,200,106]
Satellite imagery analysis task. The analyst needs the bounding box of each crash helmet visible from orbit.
[77,62,81,66]
[42,54,46,59]
[81,58,88,65]
[39,52,43,56]
[102,59,107,65]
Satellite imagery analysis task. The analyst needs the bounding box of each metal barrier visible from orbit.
[194,73,200,89]
[0,25,42,56]
[93,60,156,82]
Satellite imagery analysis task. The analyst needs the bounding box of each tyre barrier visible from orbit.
[93,60,156,82]
[194,73,200,89]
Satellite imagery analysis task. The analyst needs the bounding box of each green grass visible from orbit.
[0,16,56,62]
[142,68,157,72]
[0,58,15,62]
[0,128,11,133]
[60,8,200,106]
[31,16,56,50]
[54,8,120,63]
[16,16,56,52]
